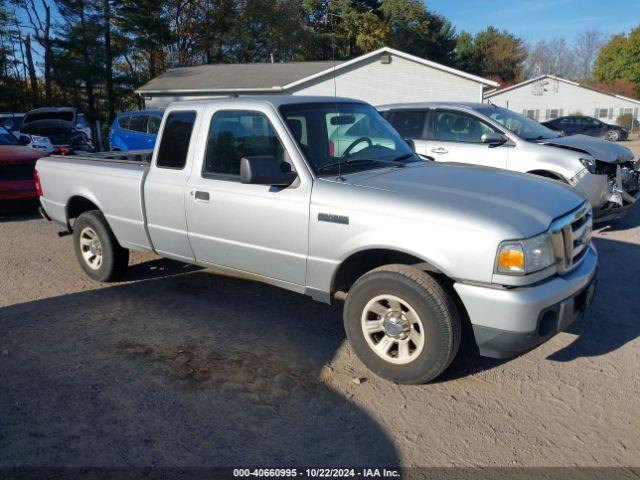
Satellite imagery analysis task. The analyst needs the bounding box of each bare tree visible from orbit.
[20,0,54,102]
[525,38,577,79]
[573,30,607,81]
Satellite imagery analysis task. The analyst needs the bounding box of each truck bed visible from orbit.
[36,152,153,252]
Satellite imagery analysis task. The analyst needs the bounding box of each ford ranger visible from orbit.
[36,96,598,384]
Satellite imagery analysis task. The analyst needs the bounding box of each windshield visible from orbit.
[279,102,418,175]
[476,106,560,141]
[0,126,18,145]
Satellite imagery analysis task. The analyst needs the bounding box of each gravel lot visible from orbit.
[1,142,640,468]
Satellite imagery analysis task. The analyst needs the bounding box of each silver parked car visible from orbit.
[36,96,597,384]
[379,102,640,222]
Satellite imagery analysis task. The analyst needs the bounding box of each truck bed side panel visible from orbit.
[37,156,152,251]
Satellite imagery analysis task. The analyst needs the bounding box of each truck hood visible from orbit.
[348,163,585,237]
[538,134,634,163]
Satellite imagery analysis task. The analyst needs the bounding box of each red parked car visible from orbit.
[0,125,45,202]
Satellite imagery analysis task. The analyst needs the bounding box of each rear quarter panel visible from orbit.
[37,156,151,251]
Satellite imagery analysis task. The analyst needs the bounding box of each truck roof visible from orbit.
[166,95,368,109]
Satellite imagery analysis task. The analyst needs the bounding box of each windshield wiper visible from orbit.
[317,158,406,174]
[391,153,417,162]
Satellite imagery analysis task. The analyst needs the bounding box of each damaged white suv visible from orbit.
[379,103,640,222]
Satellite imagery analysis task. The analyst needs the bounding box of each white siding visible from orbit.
[290,53,483,105]
[487,78,640,122]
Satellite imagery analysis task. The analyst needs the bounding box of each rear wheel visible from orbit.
[73,210,129,281]
[343,264,461,384]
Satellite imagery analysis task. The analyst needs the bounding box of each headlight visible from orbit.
[579,157,597,174]
[495,233,555,275]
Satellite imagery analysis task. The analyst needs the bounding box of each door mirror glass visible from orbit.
[240,156,297,186]
[480,132,506,145]
[18,134,31,145]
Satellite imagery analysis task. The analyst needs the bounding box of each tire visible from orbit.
[343,264,461,384]
[605,130,620,142]
[73,210,129,282]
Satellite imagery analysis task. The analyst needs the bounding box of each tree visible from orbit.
[380,0,456,65]
[455,26,526,84]
[594,26,640,92]
[573,30,607,81]
[117,0,173,80]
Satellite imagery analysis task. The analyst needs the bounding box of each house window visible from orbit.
[597,108,608,119]
[548,109,559,119]
[524,109,539,121]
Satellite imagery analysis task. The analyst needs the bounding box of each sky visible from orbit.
[426,0,640,42]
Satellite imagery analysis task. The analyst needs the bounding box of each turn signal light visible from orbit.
[498,248,524,271]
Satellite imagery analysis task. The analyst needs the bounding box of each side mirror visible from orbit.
[240,156,298,186]
[404,138,416,152]
[481,132,506,146]
[18,134,31,146]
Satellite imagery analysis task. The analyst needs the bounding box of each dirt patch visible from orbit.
[117,339,320,405]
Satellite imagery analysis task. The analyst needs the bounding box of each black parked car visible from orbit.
[19,107,93,152]
[541,115,628,142]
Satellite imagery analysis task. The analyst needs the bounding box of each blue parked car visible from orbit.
[108,110,163,151]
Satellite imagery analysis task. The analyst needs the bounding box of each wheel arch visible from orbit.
[331,247,445,295]
[66,194,103,228]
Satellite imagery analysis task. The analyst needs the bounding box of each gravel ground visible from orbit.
[1,146,640,467]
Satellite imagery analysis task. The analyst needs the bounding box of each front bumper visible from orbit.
[454,244,598,358]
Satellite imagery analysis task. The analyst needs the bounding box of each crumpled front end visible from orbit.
[594,160,640,222]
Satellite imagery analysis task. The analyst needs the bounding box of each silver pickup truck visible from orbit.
[36,96,598,384]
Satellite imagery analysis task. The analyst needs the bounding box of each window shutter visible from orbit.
[535,109,540,121]
[523,109,527,115]
[608,108,613,119]
[594,108,599,117]
[620,108,624,118]
[559,109,563,117]
[545,109,550,120]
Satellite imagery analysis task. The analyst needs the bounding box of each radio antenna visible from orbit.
[327,11,344,181]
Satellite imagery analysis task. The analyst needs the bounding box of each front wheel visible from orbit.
[605,130,620,142]
[343,264,461,384]
[73,210,129,282]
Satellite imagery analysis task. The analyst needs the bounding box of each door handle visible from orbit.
[431,147,449,154]
[194,191,210,202]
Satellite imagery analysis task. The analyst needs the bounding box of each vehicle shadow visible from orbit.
[123,257,202,282]
[547,235,640,362]
[0,271,400,467]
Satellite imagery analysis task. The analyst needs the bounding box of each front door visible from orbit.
[424,109,508,169]
[185,109,310,287]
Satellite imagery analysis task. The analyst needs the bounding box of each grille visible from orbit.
[549,203,592,273]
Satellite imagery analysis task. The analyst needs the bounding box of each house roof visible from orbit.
[136,47,498,95]
[485,74,640,105]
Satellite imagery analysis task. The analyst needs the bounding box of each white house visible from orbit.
[484,74,640,124]
[136,47,498,109]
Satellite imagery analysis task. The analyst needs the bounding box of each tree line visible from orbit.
[0,0,638,134]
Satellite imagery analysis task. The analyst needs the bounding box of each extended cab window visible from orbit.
[432,110,495,143]
[156,111,196,169]
[203,110,284,179]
